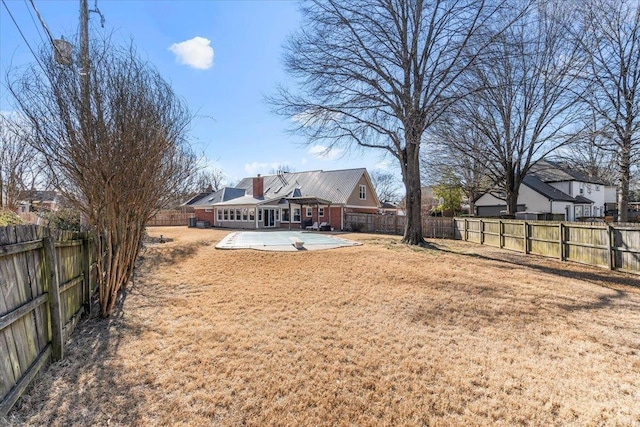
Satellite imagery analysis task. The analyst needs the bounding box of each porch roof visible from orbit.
[285,196,333,206]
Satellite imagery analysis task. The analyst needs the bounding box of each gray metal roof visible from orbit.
[530,160,605,185]
[234,168,372,205]
[187,187,246,207]
[523,175,593,203]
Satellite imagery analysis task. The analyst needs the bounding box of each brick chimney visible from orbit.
[253,175,264,198]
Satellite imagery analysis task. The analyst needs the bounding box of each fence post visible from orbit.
[43,232,64,361]
[499,220,503,248]
[480,219,485,244]
[606,224,614,270]
[464,218,468,241]
[559,222,565,261]
[523,221,529,254]
[82,233,92,316]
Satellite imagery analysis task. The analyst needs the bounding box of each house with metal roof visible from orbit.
[474,160,617,220]
[187,168,380,230]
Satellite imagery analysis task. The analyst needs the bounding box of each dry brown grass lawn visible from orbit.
[5,227,640,426]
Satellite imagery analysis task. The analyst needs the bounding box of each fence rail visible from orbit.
[345,213,454,238]
[344,213,640,274]
[0,225,97,416]
[146,211,195,226]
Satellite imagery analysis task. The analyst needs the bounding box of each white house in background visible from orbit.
[474,160,617,221]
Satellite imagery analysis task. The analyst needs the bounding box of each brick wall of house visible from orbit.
[194,208,216,226]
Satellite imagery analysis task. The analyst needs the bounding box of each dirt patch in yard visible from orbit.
[5,227,640,426]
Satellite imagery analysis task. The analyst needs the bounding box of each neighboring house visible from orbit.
[379,201,401,215]
[187,168,380,230]
[16,190,60,214]
[474,160,617,221]
[399,186,437,217]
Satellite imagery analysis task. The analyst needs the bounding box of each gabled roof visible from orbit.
[187,187,246,207]
[523,175,593,203]
[234,168,376,205]
[18,190,58,203]
[530,160,606,185]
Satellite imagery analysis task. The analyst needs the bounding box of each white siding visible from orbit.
[475,184,551,212]
[604,186,617,203]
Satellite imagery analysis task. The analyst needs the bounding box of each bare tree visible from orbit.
[370,170,401,203]
[550,111,618,185]
[0,113,41,210]
[422,126,491,215]
[269,165,295,175]
[576,0,640,221]
[440,1,584,215]
[271,0,516,245]
[9,40,195,317]
[194,167,226,192]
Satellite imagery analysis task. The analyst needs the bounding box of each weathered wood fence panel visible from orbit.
[147,211,195,227]
[345,213,454,238]
[456,218,639,274]
[347,213,639,274]
[0,225,96,416]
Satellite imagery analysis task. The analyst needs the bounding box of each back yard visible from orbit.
[5,227,640,426]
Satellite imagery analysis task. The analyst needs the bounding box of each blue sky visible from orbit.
[0,0,397,186]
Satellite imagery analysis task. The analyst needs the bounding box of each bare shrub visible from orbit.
[8,40,196,317]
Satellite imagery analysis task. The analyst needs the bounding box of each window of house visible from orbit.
[276,209,280,221]
[282,208,290,222]
[319,207,324,217]
[249,209,255,221]
[217,209,222,221]
[359,185,366,200]
[223,209,229,221]
[584,206,591,216]
[258,209,263,222]
[574,205,583,218]
[306,207,312,217]
[229,209,235,221]
[242,208,248,221]
[596,185,600,191]
[293,208,301,222]
[236,209,242,221]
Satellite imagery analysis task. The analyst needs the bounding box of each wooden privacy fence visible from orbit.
[0,225,97,416]
[345,213,640,274]
[455,218,640,274]
[345,213,455,238]
[147,210,195,227]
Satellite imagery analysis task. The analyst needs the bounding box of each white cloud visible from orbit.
[308,144,343,160]
[244,161,289,176]
[168,36,214,70]
[374,159,393,171]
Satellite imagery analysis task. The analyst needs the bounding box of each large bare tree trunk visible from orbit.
[400,143,425,245]
[617,144,631,222]
[505,191,519,217]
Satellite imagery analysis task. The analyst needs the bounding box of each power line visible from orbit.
[23,0,46,47]
[27,0,68,63]
[1,0,45,70]
[28,0,57,46]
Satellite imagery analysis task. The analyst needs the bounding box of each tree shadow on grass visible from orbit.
[6,289,150,426]
[138,240,208,267]
[428,241,640,312]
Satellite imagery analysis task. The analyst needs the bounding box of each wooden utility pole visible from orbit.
[79,0,90,125]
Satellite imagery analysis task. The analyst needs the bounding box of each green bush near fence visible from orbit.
[0,209,24,226]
